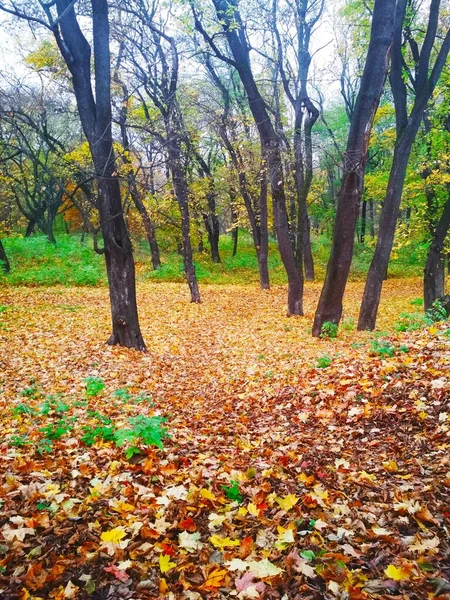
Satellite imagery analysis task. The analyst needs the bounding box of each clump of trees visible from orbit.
[0,0,449,348]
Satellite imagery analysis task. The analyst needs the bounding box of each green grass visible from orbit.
[0,231,429,287]
[0,235,105,286]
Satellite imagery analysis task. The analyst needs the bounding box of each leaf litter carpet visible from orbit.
[0,280,449,599]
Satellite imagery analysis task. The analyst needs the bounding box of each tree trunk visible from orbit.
[258,165,270,290]
[358,0,450,330]
[134,194,161,270]
[211,0,302,313]
[168,136,201,303]
[424,193,450,311]
[232,227,238,257]
[312,0,395,336]
[303,216,315,280]
[0,239,10,273]
[360,198,367,244]
[25,219,36,237]
[54,0,146,350]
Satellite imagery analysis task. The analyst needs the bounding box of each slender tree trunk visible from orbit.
[25,219,36,237]
[312,0,395,336]
[211,0,302,313]
[168,137,201,303]
[424,193,450,311]
[258,165,270,290]
[358,0,450,330]
[361,198,367,244]
[232,227,238,257]
[369,200,375,238]
[0,239,10,273]
[358,124,428,330]
[133,192,161,270]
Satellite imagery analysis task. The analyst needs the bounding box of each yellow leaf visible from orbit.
[209,535,240,550]
[248,502,259,516]
[382,460,398,474]
[101,527,127,543]
[159,554,176,573]
[275,494,299,511]
[384,564,411,581]
[200,488,216,501]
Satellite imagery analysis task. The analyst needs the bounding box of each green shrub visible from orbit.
[84,377,105,398]
[320,321,338,339]
[316,355,332,369]
[426,299,448,323]
[371,339,395,357]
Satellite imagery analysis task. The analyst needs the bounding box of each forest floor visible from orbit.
[0,279,449,600]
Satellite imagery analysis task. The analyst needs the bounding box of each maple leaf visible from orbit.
[275,494,299,511]
[235,572,265,598]
[101,527,127,543]
[2,525,35,541]
[202,568,227,589]
[179,531,203,552]
[384,564,411,581]
[104,565,130,581]
[247,559,282,578]
[210,534,240,550]
[159,553,176,573]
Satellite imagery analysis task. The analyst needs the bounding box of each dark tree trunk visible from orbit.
[0,239,10,273]
[312,0,395,336]
[232,227,238,257]
[424,193,450,311]
[360,198,367,244]
[303,215,314,280]
[258,164,270,290]
[358,0,450,330]
[25,219,36,237]
[211,0,302,313]
[115,74,161,270]
[168,136,201,303]
[54,0,146,350]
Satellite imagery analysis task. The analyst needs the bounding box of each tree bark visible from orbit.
[211,0,302,314]
[25,219,36,237]
[54,0,146,350]
[312,0,395,336]
[0,239,10,273]
[358,0,450,330]
[168,135,201,303]
[424,192,450,311]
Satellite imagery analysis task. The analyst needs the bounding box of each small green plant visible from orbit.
[320,321,338,339]
[84,377,105,398]
[316,355,332,369]
[39,417,75,440]
[371,339,395,357]
[410,297,424,307]
[81,424,115,447]
[444,328,450,338]
[341,317,355,332]
[39,395,70,416]
[8,434,30,447]
[394,312,426,332]
[399,345,409,353]
[0,305,7,313]
[426,299,448,323]
[112,388,132,402]
[20,382,42,400]
[222,480,243,503]
[12,403,36,416]
[37,438,54,454]
[113,415,168,457]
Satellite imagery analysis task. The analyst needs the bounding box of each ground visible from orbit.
[0,280,449,599]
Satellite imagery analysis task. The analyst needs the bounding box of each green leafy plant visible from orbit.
[394,312,427,332]
[316,355,332,369]
[12,403,36,416]
[410,297,424,307]
[84,377,105,398]
[320,321,338,339]
[222,480,243,503]
[8,434,31,447]
[371,339,395,357]
[81,424,115,447]
[113,415,168,456]
[426,299,448,323]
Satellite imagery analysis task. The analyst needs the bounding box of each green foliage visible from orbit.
[320,321,338,339]
[8,434,30,448]
[341,317,355,332]
[12,403,36,416]
[84,377,105,398]
[426,299,448,323]
[114,415,168,452]
[371,339,395,357]
[81,424,115,446]
[410,297,424,307]
[316,355,333,369]
[222,480,243,503]
[395,312,427,332]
